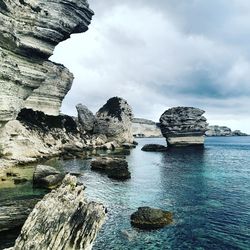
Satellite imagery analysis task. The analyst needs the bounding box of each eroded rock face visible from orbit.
[160,107,208,147]
[8,175,106,250]
[76,103,96,133]
[0,0,94,123]
[94,97,134,143]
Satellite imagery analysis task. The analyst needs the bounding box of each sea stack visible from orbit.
[159,107,208,147]
[94,97,134,143]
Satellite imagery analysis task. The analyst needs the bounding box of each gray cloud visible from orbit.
[51,0,250,133]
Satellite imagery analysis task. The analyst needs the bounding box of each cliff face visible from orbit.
[0,0,94,123]
[206,125,248,137]
[160,107,208,146]
[132,118,162,138]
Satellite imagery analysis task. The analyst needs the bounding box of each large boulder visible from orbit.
[91,157,131,180]
[76,103,96,133]
[8,175,106,250]
[94,97,134,143]
[160,107,208,147]
[33,165,65,189]
[131,207,173,230]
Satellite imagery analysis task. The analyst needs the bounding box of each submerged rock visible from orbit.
[94,97,134,143]
[130,207,173,230]
[141,144,167,152]
[91,157,131,180]
[33,165,65,189]
[160,107,208,147]
[8,175,106,250]
[76,103,96,133]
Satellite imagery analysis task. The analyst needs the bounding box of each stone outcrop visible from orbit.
[206,125,248,137]
[94,97,134,143]
[160,107,208,147]
[91,157,131,180]
[33,165,65,189]
[132,118,162,138]
[8,175,106,250]
[130,207,173,230]
[76,103,95,133]
[0,0,94,126]
[0,109,84,165]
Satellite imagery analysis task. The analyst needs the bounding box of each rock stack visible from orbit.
[160,107,208,147]
[94,97,134,143]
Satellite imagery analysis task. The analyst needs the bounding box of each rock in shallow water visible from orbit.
[7,175,106,250]
[141,144,167,152]
[160,107,208,147]
[130,207,173,230]
[33,165,65,189]
[91,157,131,180]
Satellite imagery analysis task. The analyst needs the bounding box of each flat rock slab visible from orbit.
[141,144,167,152]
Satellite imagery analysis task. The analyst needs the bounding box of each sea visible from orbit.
[0,137,250,250]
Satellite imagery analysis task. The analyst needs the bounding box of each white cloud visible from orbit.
[51,0,250,133]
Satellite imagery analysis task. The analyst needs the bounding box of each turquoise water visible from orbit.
[60,137,250,250]
[1,137,250,249]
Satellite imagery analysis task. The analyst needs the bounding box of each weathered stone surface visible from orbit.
[206,125,248,136]
[76,103,95,133]
[94,97,134,143]
[130,207,173,230]
[0,109,83,164]
[8,175,106,250]
[0,198,40,233]
[132,118,162,138]
[91,157,131,180]
[33,165,65,189]
[0,0,94,124]
[141,144,167,152]
[160,107,208,147]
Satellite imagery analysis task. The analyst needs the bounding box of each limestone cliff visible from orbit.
[0,0,94,124]
[160,107,208,146]
[132,118,162,138]
[206,125,248,137]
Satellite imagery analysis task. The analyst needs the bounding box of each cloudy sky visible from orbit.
[51,0,250,133]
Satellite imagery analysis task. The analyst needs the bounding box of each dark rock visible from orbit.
[76,103,95,132]
[131,207,173,230]
[33,165,65,189]
[13,177,28,185]
[91,157,131,180]
[6,172,18,177]
[160,107,208,147]
[0,198,41,233]
[122,143,136,149]
[141,144,167,152]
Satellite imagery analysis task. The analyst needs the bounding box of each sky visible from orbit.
[51,0,250,133]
